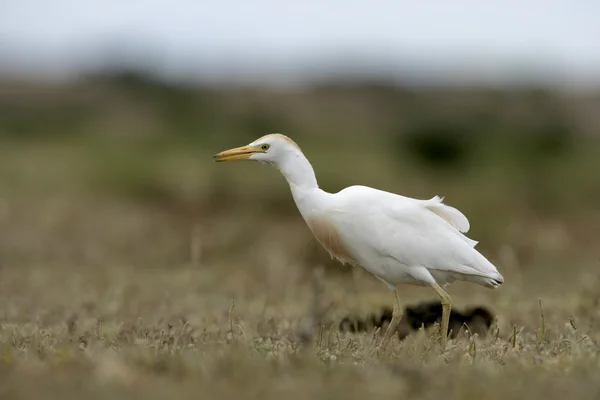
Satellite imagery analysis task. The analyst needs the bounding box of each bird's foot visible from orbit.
[375,308,403,356]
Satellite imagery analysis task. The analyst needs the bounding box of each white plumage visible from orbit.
[214,133,504,350]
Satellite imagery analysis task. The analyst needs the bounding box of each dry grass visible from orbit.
[1,167,600,400]
[2,259,600,400]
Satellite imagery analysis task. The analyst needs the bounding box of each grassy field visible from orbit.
[1,77,600,399]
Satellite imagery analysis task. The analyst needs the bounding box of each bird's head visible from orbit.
[213,133,300,165]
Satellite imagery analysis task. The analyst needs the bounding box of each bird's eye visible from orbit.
[261,144,270,151]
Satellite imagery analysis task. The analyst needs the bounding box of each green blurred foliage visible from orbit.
[1,68,599,269]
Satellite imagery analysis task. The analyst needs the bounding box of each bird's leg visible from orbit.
[378,291,403,353]
[431,282,452,349]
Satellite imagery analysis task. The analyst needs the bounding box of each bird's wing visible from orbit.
[333,186,498,280]
[340,186,475,244]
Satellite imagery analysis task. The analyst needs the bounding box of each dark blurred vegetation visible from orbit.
[1,68,599,276]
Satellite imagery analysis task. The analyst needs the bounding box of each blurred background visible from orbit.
[1,0,600,312]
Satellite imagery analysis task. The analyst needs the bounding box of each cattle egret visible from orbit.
[214,133,504,351]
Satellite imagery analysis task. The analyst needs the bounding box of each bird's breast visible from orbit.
[305,215,356,266]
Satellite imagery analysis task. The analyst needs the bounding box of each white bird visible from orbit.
[214,133,504,350]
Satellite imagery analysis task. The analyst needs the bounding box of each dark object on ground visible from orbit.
[339,300,495,340]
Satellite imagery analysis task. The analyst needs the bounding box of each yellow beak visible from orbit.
[213,145,263,162]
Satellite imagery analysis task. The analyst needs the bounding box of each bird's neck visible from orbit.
[276,150,319,191]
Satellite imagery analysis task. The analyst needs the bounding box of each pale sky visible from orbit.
[1,0,600,87]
